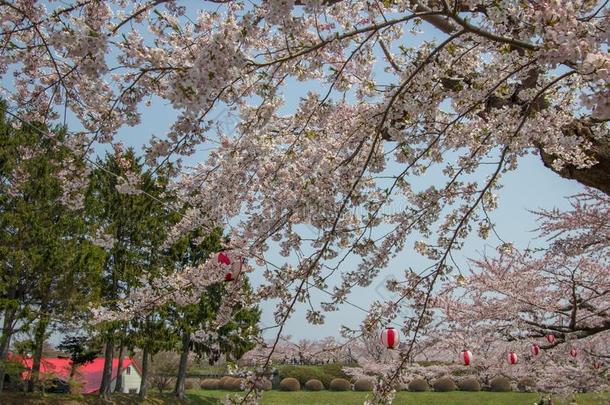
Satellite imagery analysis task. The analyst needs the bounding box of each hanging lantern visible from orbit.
[570,348,577,358]
[380,327,400,349]
[531,344,540,356]
[218,251,231,265]
[546,334,555,344]
[218,252,245,283]
[460,350,473,366]
[508,351,518,365]
[593,361,603,370]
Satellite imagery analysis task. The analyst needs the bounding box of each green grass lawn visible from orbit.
[2,390,608,405]
[187,390,610,405]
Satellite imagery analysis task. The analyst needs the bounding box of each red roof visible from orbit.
[18,356,139,394]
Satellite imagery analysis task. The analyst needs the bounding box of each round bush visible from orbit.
[255,378,272,391]
[227,377,244,391]
[354,378,375,391]
[490,376,512,392]
[219,376,235,390]
[184,378,200,390]
[329,378,351,391]
[517,377,536,392]
[408,378,429,392]
[200,378,220,390]
[433,376,457,392]
[304,379,324,391]
[279,377,301,391]
[458,378,481,392]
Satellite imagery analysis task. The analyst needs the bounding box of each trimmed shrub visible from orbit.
[184,378,200,390]
[278,364,349,388]
[279,377,301,391]
[517,377,537,392]
[490,376,512,392]
[433,377,457,392]
[354,378,375,391]
[219,376,235,390]
[458,378,481,392]
[200,378,220,390]
[408,378,429,392]
[227,377,244,391]
[304,379,324,391]
[329,378,351,391]
[255,378,272,391]
[278,365,326,386]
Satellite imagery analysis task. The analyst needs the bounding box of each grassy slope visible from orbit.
[1,391,609,405]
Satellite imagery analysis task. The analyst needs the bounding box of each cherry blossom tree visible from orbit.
[1,1,610,402]
[429,189,609,392]
[435,190,609,349]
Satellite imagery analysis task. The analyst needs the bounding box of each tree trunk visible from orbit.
[69,361,77,379]
[98,337,114,398]
[114,339,125,393]
[0,305,17,393]
[173,330,190,399]
[27,313,49,393]
[138,345,149,399]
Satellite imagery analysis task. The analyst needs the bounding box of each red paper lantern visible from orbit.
[380,327,400,349]
[531,344,540,356]
[508,351,518,365]
[570,348,577,358]
[460,350,473,366]
[546,334,556,344]
[218,252,244,282]
[218,251,231,265]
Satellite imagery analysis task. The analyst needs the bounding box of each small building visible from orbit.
[18,356,142,394]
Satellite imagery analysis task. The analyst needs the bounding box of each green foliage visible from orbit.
[57,335,101,374]
[433,377,457,392]
[166,228,260,363]
[354,378,375,391]
[329,378,351,391]
[408,378,430,392]
[279,365,327,387]
[278,364,349,388]
[279,377,301,391]
[458,378,481,392]
[0,104,105,389]
[490,376,512,392]
[304,379,324,391]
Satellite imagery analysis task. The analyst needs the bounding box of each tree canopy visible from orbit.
[0,1,609,402]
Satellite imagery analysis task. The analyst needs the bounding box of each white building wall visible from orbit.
[120,364,142,393]
[109,364,141,393]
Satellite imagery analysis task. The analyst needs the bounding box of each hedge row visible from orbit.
[277,364,350,388]
[200,375,533,393]
[200,377,272,391]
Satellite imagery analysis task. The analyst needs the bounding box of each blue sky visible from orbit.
[1,3,587,341]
